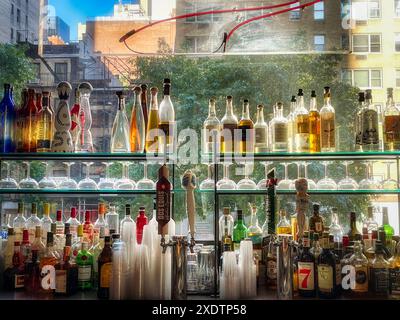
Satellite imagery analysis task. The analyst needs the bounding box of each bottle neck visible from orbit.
[242,102,250,119]
[276,106,283,118]
[310,97,317,111]
[225,99,234,116]
[382,212,389,225]
[135,91,142,108]
[118,97,126,111]
[3,87,11,98]
[208,101,216,117]
[256,107,264,123]
[323,96,331,106]
[297,95,305,110]
[387,96,394,108]
[163,84,171,97]
[150,94,158,110]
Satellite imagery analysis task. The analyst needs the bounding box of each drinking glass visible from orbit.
[316,161,337,190]
[136,162,155,190]
[359,162,380,190]
[257,161,274,190]
[216,164,236,190]
[0,162,19,189]
[19,162,39,189]
[303,162,317,190]
[237,163,257,190]
[337,161,359,190]
[113,162,136,190]
[97,162,115,190]
[276,162,292,190]
[78,162,98,190]
[381,161,398,190]
[289,162,302,190]
[38,162,58,189]
[58,162,78,189]
[200,164,215,190]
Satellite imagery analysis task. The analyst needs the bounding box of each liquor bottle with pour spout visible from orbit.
[75,82,94,152]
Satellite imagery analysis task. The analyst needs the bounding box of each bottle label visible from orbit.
[317,265,334,292]
[266,259,277,280]
[56,226,64,235]
[221,123,237,152]
[353,265,368,292]
[298,262,315,290]
[390,267,400,295]
[362,109,379,145]
[384,115,400,144]
[321,114,335,149]
[100,262,112,288]
[37,140,51,149]
[55,270,67,293]
[274,123,288,143]
[78,265,92,282]
[156,181,171,235]
[371,268,389,294]
[255,127,267,145]
[14,275,25,288]
[335,262,342,286]
[315,222,323,233]
[295,133,309,152]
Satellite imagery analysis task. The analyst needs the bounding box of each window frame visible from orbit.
[396,69,400,88]
[352,33,381,53]
[396,0,400,18]
[314,2,325,20]
[351,0,381,20]
[314,34,326,51]
[342,68,383,89]
[54,62,68,81]
[289,2,301,20]
[395,33,400,52]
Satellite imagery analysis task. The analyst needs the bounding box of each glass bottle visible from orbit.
[94,203,109,237]
[0,83,16,152]
[309,203,324,236]
[310,233,322,262]
[155,165,172,237]
[287,95,297,153]
[120,204,136,249]
[66,207,80,237]
[389,241,400,298]
[105,205,119,235]
[349,241,369,294]
[308,90,321,152]
[361,89,379,151]
[247,204,262,249]
[276,209,291,235]
[320,87,336,152]
[55,210,64,237]
[328,207,343,254]
[55,234,78,296]
[383,88,400,151]
[20,229,31,263]
[36,92,53,152]
[3,241,25,290]
[111,91,130,153]
[218,207,234,243]
[40,203,52,242]
[76,242,93,290]
[130,86,145,153]
[23,89,39,152]
[97,235,112,299]
[294,89,310,152]
[317,232,336,299]
[83,210,94,245]
[135,206,148,245]
[71,224,84,263]
[298,232,316,297]
[158,79,175,154]
[4,228,16,269]
[220,95,238,154]
[13,202,26,242]
[355,92,365,151]
[35,92,42,113]
[232,209,248,251]
[270,102,288,152]
[26,203,41,243]
[89,227,105,285]
[141,84,149,131]
[39,232,59,293]
[363,206,378,252]
[75,82,94,153]
[347,211,362,242]
[382,207,394,246]
[146,87,160,153]
[238,99,254,154]
[254,104,269,153]
[370,241,390,296]
[31,226,46,260]
[70,88,80,150]
[203,97,220,154]
[15,89,27,153]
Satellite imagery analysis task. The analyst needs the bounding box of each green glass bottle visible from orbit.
[382,207,394,245]
[76,242,93,290]
[233,209,248,251]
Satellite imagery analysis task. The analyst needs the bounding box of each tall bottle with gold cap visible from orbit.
[146,87,160,153]
[203,97,220,154]
[309,90,321,152]
[320,87,336,152]
[238,99,254,153]
[130,86,146,153]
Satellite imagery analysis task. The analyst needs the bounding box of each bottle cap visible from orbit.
[141,84,148,91]
[56,210,62,222]
[98,203,106,215]
[358,92,365,102]
[77,224,84,237]
[291,95,296,102]
[139,206,145,211]
[226,95,233,100]
[109,229,116,235]
[70,207,77,218]
[243,99,249,104]
[134,86,142,94]
[223,207,230,215]
[112,234,120,240]
[311,90,316,98]
[125,204,131,215]
[150,87,158,95]
[22,229,29,242]
[297,89,303,96]
[43,203,50,216]
[209,97,216,104]
[313,203,320,212]
[163,78,171,84]
[116,91,126,99]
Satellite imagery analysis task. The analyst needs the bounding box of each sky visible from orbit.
[48,0,138,41]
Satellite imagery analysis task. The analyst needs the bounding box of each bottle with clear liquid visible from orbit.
[247,204,262,248]
[66,207,80,237]
[158,79,175,154]
[328,207,343,248]
[354,92,365,151]
[270,102,288,152]
[287,96,297,153]
[320,87,336,152]
[130,86,145,153]
[363,206,378,235]
[26,203,41,243]
[146,87,160,153]
[254,104,269,153]
[238,99,255,153]
[111,91,130,153]
[76,82,94,153]
[13,202,26,242]
[120,204,136,248]
[41,203,53,241]
[383,88,400,151]
[94,203,109,237]
[308,90,321,152]
[218,207,234,243]
[36,92,54,152]
[105,205,119,234]
[294,89,310,152]
[361,89,379,151]
[220,96,238,154]
[0,83,16,152]
[203,97,220,154]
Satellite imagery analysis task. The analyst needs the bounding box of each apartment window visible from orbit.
[17,9,21,25]
[25,15,28,29]
[351,0,381,20]
[314,35,325,51]
[352,34,381,53]
[395,34,400,52]
[10,28,14,42]
[368,0,380,18]
[314,2,324,20]
[185,6,195,22]
[11,4,14,23]
[16,31,21,42]
[55,63,68,81]
[342,69,382,88]
[396,0,400,17]
[290,2,301,20]
[396,69,400,87]
[341,34,350,50]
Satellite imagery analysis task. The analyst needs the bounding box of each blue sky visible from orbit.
[49,0,138,40]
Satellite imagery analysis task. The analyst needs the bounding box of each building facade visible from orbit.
[45,16,70,44]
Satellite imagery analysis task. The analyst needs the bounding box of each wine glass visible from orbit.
[216,163,236,190]
[136,162,155,190]
[289,162,302,190]
[237,163,257,190]
[359,162,380,190]
[316,161,337,190]
[381,161,398,190]
[38,162,58,189]
[19,162,39,189]
[200,164,215,190]
[78,162,98,190]
[97,162,115,190]
[58,162,78,189]
[303,162,317,190]
[337,161,359,190]
[257,161,273,190]
[113,162,136,190]
[276,162,293,190]
[0,162,19,189]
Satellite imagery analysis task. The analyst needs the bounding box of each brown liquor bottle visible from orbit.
[55,234,78,296]
[308,90,321,152]
[309,203,324,236]
[141,84,149,132]
[238,99,255,153]
[23,89,39,152]
[98,236,112,299]
[347,211,362,242]
[298,232,316,297]
[3,241,25,290]
[156,164,172,236]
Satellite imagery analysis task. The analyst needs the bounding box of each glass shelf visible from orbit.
[215,189,400,195]
[0,189,156,195]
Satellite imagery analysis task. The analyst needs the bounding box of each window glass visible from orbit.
[314,2,324,20]
[395,33,400,52]
[314,35,325,51]
[371,69,382,87]
[354,69,369,88]
[370,34,381,52]
[353,34,369,52]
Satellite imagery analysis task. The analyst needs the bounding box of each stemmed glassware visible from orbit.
[200,164,215,190]
[337,161,359,190]
[276,162,292,190]
[237,163,257,190]
[216,163,236,190]
[289,162,302,190]
[257,161,273,190]
[316,161,337,190]
[58,162,78,189]
[303,162,317,190]
[114,162,136,190]
[136,163,155,190]
[78,162,98,190]
[97,162,115,190]
[38,162,58,189]
[0,162,19,189]
[381,161,398,190]
[359,161,380,190]
[19,162,39,189]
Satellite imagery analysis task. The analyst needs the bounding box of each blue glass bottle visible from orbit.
[0,84,16,152]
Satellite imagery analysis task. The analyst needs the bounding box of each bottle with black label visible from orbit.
[349,241,369,295]
[298,232,316,297]
[389,241,400,298]
[361,89,379,151]
[370,241,389,296]
[317,232,336,299]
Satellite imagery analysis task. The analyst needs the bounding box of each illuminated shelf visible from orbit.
[0,189,156,195]
[215,189,400,195]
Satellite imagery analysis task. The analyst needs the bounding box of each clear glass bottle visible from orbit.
[363,206,378,235]
[0,83,16,152]
[309,90,321,152]
[349,241,369,294]
[130,86,145,153]
[247,204,262,248]
[294,89,310,152]
[218,207,234,243]
[120,204,136,248]
[146,87,160,153]
[26,203,41,243]
[203,97,220,154]
[220,96,238,154]
[36,92,53,153]
[355,92,365,151]
[71,224,84,263]
[270,102,288,152]
[111,91,130,153]
[105,205,119,234]
[383,88,400,151]
[31,226,46,259]
[389,241,400,298]
[287,95,297,153]
[328,207,343,246]
[361,89,379,151]
[370,241,390,296]
[276,209,291,235]
[94,203,109,237]
[254,104,269,153]
[66,207,80,237]
[158,79,175,154]
[12,202,26,242]
[238,99,254,153]
[75,82,94,153]
[320,87,336,152]
[40,203,53,242]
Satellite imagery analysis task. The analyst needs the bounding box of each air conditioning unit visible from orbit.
[356,20,367,26]
[355,55,368,60]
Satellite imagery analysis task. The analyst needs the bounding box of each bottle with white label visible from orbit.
[298,232,316,297]
[254,104,269,153]
[349,241,369,295]
[361,89,379,151]
[76,242,93,290]
[370,241,390,296]
[294,89,310,152]
[317,232,336,299]
[270,102,288,152]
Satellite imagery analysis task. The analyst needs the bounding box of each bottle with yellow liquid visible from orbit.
[320,87,336,152]
[276,209,292,235]
[146,87,160,153]
[158,79,175,154]
[220,96,238,154]
[294,89,310,152]
[238,99,254,154]
[309,90,321,153]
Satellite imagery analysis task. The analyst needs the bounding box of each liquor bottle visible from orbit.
[66,207,80,237]
[294,89,310,152]
[111,91,131,153]
[20,229,31,263]
[98,235,112,299]
[0,83,16,152]
[120,204,136,249]
[76,82,94,152]
[23,89,39,152]
[146,87,160,153]
[329,207,343,249]
[320,87,336,152]
[130,86,145,153]
[317,232,336,299]
[238,99,254,153]
[363,206,379,235]
[287,96,297,153]
[329,234,342,295]
[89,227,105,288]
[26,203,41,243]
[55,210,64,236]
[382,207,394,246]
[389,241,400,298]
[378,228,392,259]
[347,211,362,242]
[309,203,324,236]
[270,102,288,152]
[4,228,15,269]
[156,164,171,237]
[31,226,46,260]
[203,97,221,154]
[3,241,25,290]
[40,203,52,242]
[355,92,365,151]
[55,234,78,296]
[247,204,262,250]
[276,209,291,235]
[52,82,74,153]
[70,88,80,150]
[105,205,119,234]
[13,202,26,242]
[15,89,27,152]
[94,203,109,237]
[383,88,400,150]
[233,210,248,251]
[24,249,41,294]
[254,104,269,153]
[158,79,175,154]
[141,84,149,131]
[136,206,148,245]
[308,90,321,153]
[298,232,316,297]
[221,220,233,252]
[39,232,59,293]
[76,242,93,290]
[310,233,322,262]
[220,96,238,154]
[349,241,369,295]
[218,207,234,243]
[71,225,84,263]
[35,92,43,113]
[370,241,390,296]
[83,210,94,244]
[36,92,53,152]
[361,89,379,151]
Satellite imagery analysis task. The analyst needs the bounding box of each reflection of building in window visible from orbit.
[351,0,381,20]
[55,63,68,81]
[396,69,400,87]
[314,2,324,20]
[341,69,382,89]
[352,34,381,53]
[314,35,325,51]
[290,2,301,20]
[45,16,71,44]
